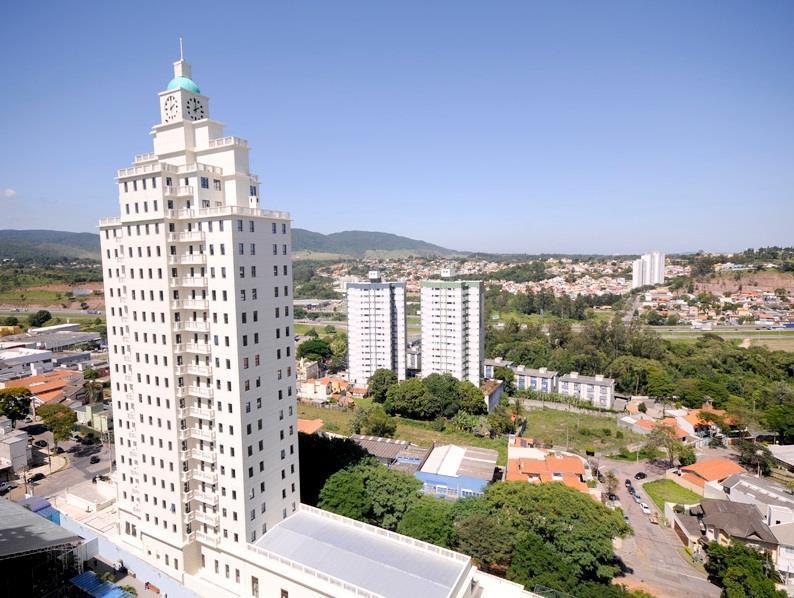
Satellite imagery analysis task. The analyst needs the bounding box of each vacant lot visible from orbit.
[642,479,701,510]
[297,402,508,464]
[522,408,641,454]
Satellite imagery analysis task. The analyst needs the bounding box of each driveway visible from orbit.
[602,458,720,597]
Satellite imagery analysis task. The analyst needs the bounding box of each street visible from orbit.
[5,423,114,501]
[603,457,720,597]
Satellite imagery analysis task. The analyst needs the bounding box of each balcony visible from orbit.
[164,185,194,197]
[189,427,215,442]
[193,491,219,506]
[173,320,210,333]
[190,448,216,463]
[134,152,157,164]
[170,277,208,289]
[168,254,207,266]
[194,510,219,527]
[99,217,121,227]
[186,405,214,419]
[175,385,213,399]
[167,231,205,243]
[207,135,248,149]
[191,469,218,484]
[174,342,211,356]
[175,364,212,378]
[171,299,208,310]
[117,162,162,177]
[195,530,219,546]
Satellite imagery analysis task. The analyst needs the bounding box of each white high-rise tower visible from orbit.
[631,251,665,288]
[347,271,407,385]
[420,279,484,387]
[100,55,299,572]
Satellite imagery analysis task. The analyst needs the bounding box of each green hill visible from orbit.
[0,228,458,262]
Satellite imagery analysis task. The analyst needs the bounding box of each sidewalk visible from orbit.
[28,454,70,476]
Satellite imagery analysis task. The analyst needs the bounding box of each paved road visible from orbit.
[6,425,113,500]
[602,458,720,597]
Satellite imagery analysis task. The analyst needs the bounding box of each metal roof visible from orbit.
[420,445,498,481]
[254,505,470,598]
[0,500,80,557]
[351,435,410,461]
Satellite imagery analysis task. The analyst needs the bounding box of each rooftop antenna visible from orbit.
[179,37,184,60]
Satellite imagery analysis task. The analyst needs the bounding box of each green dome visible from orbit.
[167,76,200,94]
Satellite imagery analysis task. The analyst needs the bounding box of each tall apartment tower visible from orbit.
[347,271,406,385]
[420,279,484,387]
[99,57,299,573]
[631,251,665,288]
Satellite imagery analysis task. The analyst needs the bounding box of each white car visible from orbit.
[0,481,15,493]
[640,502,652,515]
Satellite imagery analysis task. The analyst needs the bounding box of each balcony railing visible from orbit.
[171,299,208,310]
[207,135,248,149]
[173,320,210,333]
[167,231,205,243]
[169,277,208,289]
[168,254,207,265]
[164,185,194,197]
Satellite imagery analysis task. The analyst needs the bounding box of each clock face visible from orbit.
[163,95,179,123]
[185,97,206,121]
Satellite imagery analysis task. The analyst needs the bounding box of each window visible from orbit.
[201,177,209,189]
[213,179,222,191]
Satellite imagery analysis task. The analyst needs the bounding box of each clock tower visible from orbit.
[158,58,210,124]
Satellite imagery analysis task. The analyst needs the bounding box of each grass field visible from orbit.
[657,327,794,352]
[0,289,65,305]
[642,479,701,510]
[522,408,641,454]
[297,402,509,464]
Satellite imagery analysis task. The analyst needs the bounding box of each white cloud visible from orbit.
[2,188,17,198]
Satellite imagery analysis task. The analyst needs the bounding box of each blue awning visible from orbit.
[70,571,132,597]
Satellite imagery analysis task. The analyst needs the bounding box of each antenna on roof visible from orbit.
[179,37,184,61]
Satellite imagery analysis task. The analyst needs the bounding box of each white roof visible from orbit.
[769,445,794,467]
[253,505,470,598]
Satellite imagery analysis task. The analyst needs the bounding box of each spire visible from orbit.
[173,36,192,80]
[179,36,184,61]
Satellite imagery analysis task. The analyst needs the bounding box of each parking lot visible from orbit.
[4,422,114,501]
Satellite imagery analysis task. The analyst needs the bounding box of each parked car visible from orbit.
[633,493,642,504]
[51,446,64,454]
[608,493,619,502]
[640,502,652,515]
[624,479,632,487]
[623,514,630,523]
[29,473,45,482]
[89,456,101,464]
[634,472,647,480]
[0,481,15,493]
[82,437,97,446]
[67,445,80,453]
[72,435,83,442]
[33,440,48,448]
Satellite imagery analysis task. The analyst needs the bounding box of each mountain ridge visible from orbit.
[0,228,459,261]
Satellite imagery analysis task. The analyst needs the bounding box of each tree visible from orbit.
[508,531,579,593]
[397,496,455,547]
[704,541,784,598]
[604,470,619,496]
[735,441,775,476]
[296,338,332,362]
[27,310,52,328]
[644,424,683,466]
[317,468,371,520]
[384,378,428,419]
[352,404,397,437]
[323,325,336,334]
[483,481,631,581]
[0,388,32,428]
[678,445,697,466]
[37,403,77,447]
[368,369,397,404]
[1,316,19,326]
[458,381,487,415]
[493,366,515,395]
[763,404,794,444]
[298,432,368,506]
[83,368,99,380]
[455,512,514,573]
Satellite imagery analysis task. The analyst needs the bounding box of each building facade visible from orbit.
[420,280,483,387]
[631,251,665,289]
[99,56,300,574]
[346,272,406,385]
[557,372,615,409]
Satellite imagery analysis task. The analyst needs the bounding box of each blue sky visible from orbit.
[1,1,792,254]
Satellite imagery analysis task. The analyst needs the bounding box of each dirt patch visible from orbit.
[695,271,794,294]
[26,282,104,293]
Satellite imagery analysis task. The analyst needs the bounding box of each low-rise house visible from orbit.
[480,379,503,413]
[415,444,498,500]
[73,403,113,435]
[506,436,595,497]
[675,404,735,439]
[692,498,778,554]
[351,434,430,473]
[296,358,320,383]
[0,370,85,414]
[483,358,514,379]
[296,418,324,435]
[297,378,333,403]
[771,522,794,588]
[704,472,794,527]
[557,372,615,409]
[673,458,746,495]
[0,416,30,479]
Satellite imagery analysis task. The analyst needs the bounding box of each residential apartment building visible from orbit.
[557,372,615,409]
[347,271,406,385]
[99,55,299,573]
[420,280,483,387]
[513,366,558,394]
[631,251,665,289]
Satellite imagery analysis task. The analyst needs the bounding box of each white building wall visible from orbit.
[100,57,299,575]
[420,281,483,387]
[347,282,406,385]
[631,251,665,289]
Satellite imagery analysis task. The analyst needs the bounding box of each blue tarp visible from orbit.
[70,571,132,597]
